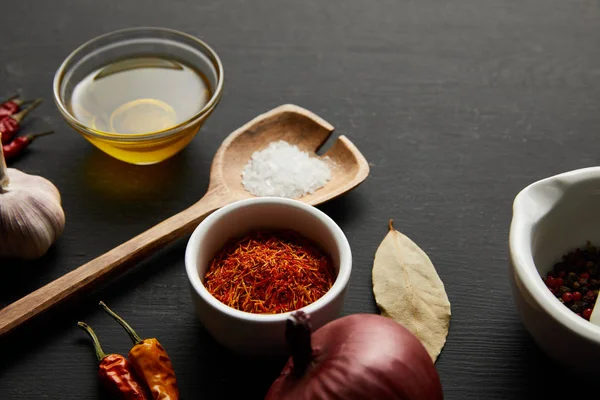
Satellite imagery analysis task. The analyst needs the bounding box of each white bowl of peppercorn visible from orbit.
[510,167,600,373]
[184,197,352,355]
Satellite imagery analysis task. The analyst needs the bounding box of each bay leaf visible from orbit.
[372,220,451,361]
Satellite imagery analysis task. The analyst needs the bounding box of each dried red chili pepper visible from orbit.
[2,131,54,161]
[100,302,180,400]
[0,95,40,117]
[0,101,21,118]
[0,98,42,144]
[0,94,22,118]
[78,321,150,400]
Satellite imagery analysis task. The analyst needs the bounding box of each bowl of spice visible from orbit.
[53,27,223,165]
[185,197,351,355]
[510,167,600,373]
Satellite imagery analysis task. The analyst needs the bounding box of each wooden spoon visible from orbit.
[0,104,369,336]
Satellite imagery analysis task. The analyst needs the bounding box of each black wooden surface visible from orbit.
[1,0,599,398]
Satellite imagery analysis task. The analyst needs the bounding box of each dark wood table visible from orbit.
[1,0,599,398]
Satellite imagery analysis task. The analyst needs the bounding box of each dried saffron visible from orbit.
[204,230,336,314]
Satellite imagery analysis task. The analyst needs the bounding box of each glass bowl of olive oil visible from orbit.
[53,27,224,165]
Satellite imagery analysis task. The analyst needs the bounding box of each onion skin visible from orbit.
[265,313,443,400]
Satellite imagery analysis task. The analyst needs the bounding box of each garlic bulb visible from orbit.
[0,135,65,260]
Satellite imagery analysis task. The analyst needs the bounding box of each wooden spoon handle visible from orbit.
[0,192,224,336]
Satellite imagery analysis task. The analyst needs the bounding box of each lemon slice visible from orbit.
[109,98,177,134]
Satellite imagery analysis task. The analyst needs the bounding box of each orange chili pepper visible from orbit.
[78,322,150,400]
[100,302,179,400]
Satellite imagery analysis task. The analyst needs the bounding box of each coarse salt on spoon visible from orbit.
[0,104,369,336]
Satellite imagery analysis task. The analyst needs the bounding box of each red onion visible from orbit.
[265,312,443,400]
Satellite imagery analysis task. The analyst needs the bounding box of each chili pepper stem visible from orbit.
[78,322,107,362]
[12,98,42,123]
[286,311,313,377]
[1,93,19,104]
[99,301,144,344]
[25,130,54,141]
[18,99,39,107]
[0,133,9,192]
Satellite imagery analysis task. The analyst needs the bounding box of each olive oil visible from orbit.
[69,57,211,134]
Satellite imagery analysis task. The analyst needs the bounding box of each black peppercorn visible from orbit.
[559,286,571,294]
[584,291,596,302]
[582,301,591,309]
[543,242,600,320]
[571,302,585,314]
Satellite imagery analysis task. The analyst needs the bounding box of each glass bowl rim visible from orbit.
[52,26,224,142]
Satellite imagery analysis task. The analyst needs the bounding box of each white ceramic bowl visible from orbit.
[509,167,600,373]
[185,197,352,355]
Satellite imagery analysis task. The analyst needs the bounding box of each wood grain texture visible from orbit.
[1,0,599,398]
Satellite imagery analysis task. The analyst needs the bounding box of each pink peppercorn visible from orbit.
[581,272,590,280]
[555,278,564,287]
